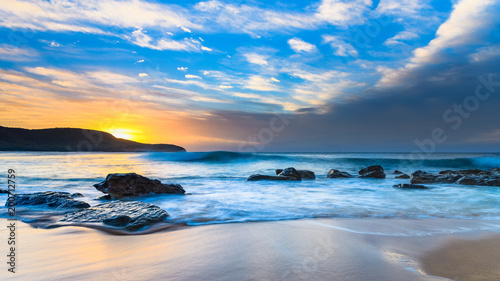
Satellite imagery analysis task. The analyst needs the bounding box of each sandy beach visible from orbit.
[2,218,500,281]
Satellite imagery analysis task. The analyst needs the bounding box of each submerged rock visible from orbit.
[393,184,429,189]
[327,169,353,178]
[359,165,386,179]
[395,174,410,179]
[6,191,90,209]
[276,168,315,179]
[394,170,404,175]
[58,201,169,231]
[411,168,500,186]
[94,173,185,199]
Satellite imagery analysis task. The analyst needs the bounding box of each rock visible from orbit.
[276,169,315,179]
[411,169,500,186]
[70,193,84,198]
[0,189,10,194]
[327,169,353,178]
[6,191,90,209]
[358,165,386,179]
[247,174,298,181]
[395,174,410,179]
[278,167,302,180]
[298,170,316,179]
[394,170,404,174]
[94,194,112,200]
[393,184,429,189]
[58,201,169,231]
[94,173,185,199]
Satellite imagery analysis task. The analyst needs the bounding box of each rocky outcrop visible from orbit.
[58,201,169,231]
[411,168,500,186]
[327,169,353,178]
[276,169,315,179]
[394,170,404,174]
[359,165,386,179]
[5,191,90,209]
[278,167,302,180]
[393,184,429,189]
[0,189,10,194]
[248,167,302,181]
[396,174,410,179]
[247,174,298,181]
[94,173,185,199]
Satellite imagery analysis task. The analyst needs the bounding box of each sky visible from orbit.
[1,0,500,152]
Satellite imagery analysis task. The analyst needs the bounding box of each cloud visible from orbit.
[177,67,188,71]
[269,77,280,83]
[185,74,202,79]
[218,85,233,89]
[130,29,202,51]
[384,31,419,45]
[201,46,213,51]
[244,53,269,66]
[178,25,192,33]
[136,59,145,63]
[377,0,500,88]
[244,75,280,91]
[287,38,317,53]
[138,73,148,78]
[322,35,358,57]
[470,45,500,62]
[0,44,38,61]
[316,0,372,26]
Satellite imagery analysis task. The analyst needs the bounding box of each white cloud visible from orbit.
[470,45,500,62]
[50,41,61,47]
[322,35,358,57]
[287,38,317,53]
[138,73,148,78]
[377,0,500,88]
[384,31,419,45]
[268,77,280,83]
[185,74,202,79]
[201,46,213,51]
[244,75,280,91]
[130,29,201,51]
[137,59,145,63]
[0,44,38,61]
[244,53,268,65]
[177,67,188,71]
[316,0,372,26]
[178,25,192,33]
[218,85,233,89]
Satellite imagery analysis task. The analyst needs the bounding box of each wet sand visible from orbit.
[1,218,500,281]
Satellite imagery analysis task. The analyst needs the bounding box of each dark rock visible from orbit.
[278,167,302,180]
[247,174,297,181]
[94,194,112,200]
[359,165,386,179]
[393,184,429,189]
[298,170,316,179]
[327,169,353,178]
[276,168,315,179]
[94,173,185,199]
[58,201,169,231]
[6,191,90,209]
[394,170,404,174]
[411,169,500,186]
[70,193,84,198]
[395,174,410,179]
[0,189,10,194]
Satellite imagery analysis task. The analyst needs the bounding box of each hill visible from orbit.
[0,126,186,152]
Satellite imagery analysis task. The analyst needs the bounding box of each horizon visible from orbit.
[1,0,500,152]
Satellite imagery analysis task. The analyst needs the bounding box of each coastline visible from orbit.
[2,218,500,280]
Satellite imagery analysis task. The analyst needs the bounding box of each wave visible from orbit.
[140,151,500,169]
[141,151,290,163]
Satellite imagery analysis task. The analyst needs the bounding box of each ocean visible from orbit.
[2,152,500,227]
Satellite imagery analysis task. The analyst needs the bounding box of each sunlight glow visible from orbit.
[107,128,135,141]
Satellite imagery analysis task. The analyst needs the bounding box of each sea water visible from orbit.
[1,152,500,226]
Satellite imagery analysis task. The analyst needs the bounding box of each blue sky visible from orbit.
[1,0,500,152]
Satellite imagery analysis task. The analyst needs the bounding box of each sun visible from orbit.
[108,128,135,140]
